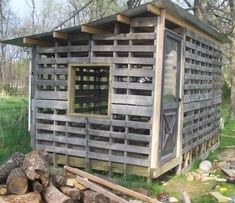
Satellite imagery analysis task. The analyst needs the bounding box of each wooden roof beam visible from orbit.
[23,37,53,47]
[53,31,68,40]
[147,4,161,16]
[81,25,111,35]
[116,14,130,25]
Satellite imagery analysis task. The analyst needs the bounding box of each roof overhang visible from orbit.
[1,0,230,47]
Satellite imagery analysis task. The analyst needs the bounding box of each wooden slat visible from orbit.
[131,17,158,27]
[112,104,152,117]
[81,25,111,34]
[112,94,152,106]
[36,100,67,109]
[35,91,67,100]
[92,33,156,40]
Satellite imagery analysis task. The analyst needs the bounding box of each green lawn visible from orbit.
[0,96,31,164]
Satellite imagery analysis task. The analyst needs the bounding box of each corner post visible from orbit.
[150,8,166,174]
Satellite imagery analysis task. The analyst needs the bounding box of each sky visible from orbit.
[9,0,66,18]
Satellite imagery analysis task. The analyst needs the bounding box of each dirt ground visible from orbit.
[161,148,235,202]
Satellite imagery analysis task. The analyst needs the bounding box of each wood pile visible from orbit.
[0,150,162,203]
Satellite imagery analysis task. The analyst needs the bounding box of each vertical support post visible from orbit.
[30,47,37,149]
[150,9,166,171]
[176,28,186,175]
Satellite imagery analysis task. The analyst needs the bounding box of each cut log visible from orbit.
[0,152,25,184]
[43,182,74,203]
[52,175,67,187]
[0,192,41,203]
[22,150,50,187]
[60,186,81,201]
[6,168,28,195]
[0,185,7,196]
[64,166,160,203]
[32,181,43,193]
[75,176,129,203]
[82,190,108,203]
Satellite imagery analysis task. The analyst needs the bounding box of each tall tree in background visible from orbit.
[179,0,234,118]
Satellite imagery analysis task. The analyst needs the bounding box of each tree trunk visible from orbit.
[60,186,81,201]
[0,192,41,203]
[193,0,206,20]
[43,182,73,203]
[0,153,25,184]
[6,168,28,195]
[82,190,108,203]
[22,150,50,187]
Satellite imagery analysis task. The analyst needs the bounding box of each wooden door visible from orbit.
[160,30,182,165]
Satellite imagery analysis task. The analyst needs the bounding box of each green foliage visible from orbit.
[0,83,18,96]
[116,175,163,197]
[0,96,31,164]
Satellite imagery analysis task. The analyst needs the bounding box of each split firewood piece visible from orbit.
[6,168,28,195]
[60,186,81,201]
[43,182,74,203]
[0,185,7,196]
[66,178,87,190]
[32,180,43,193]
[182,191,191,203]
[0,152,25,183]
[22,150,50,187]
[64,166,161,203]
[75,176,129,203]
[0,192,41,203]
[82,190,108,203]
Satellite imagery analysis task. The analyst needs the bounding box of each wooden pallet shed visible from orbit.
[3,0,229,179]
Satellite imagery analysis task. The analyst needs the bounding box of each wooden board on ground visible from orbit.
[64,166,161,203]
[209,192,232,203]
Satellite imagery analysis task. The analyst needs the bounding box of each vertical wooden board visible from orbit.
[150,10,165,169]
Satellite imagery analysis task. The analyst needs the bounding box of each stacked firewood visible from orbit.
[0,150,161,203]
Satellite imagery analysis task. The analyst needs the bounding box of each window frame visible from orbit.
[67,63,112,119]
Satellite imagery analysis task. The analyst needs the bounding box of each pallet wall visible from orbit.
[182,30,222,169]
[30,17,158,177]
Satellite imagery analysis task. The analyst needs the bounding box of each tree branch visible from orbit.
[52,0,94,30]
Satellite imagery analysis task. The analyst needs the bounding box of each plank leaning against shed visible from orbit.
[2,0,229,179]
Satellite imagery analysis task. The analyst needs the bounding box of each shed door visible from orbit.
[160,30,182,165]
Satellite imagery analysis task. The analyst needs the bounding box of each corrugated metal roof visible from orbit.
[1,0,229,46]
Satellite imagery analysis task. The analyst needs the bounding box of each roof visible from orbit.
[1,0,229,46]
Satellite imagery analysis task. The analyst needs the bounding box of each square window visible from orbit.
[68,64,111,117]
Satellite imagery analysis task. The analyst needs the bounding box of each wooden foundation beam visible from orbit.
[116,14,130,25]
[81,25,111,35]
[23,37,53,47]
[53,31,68,40]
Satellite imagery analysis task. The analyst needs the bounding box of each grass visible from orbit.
[0,96,31,164]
